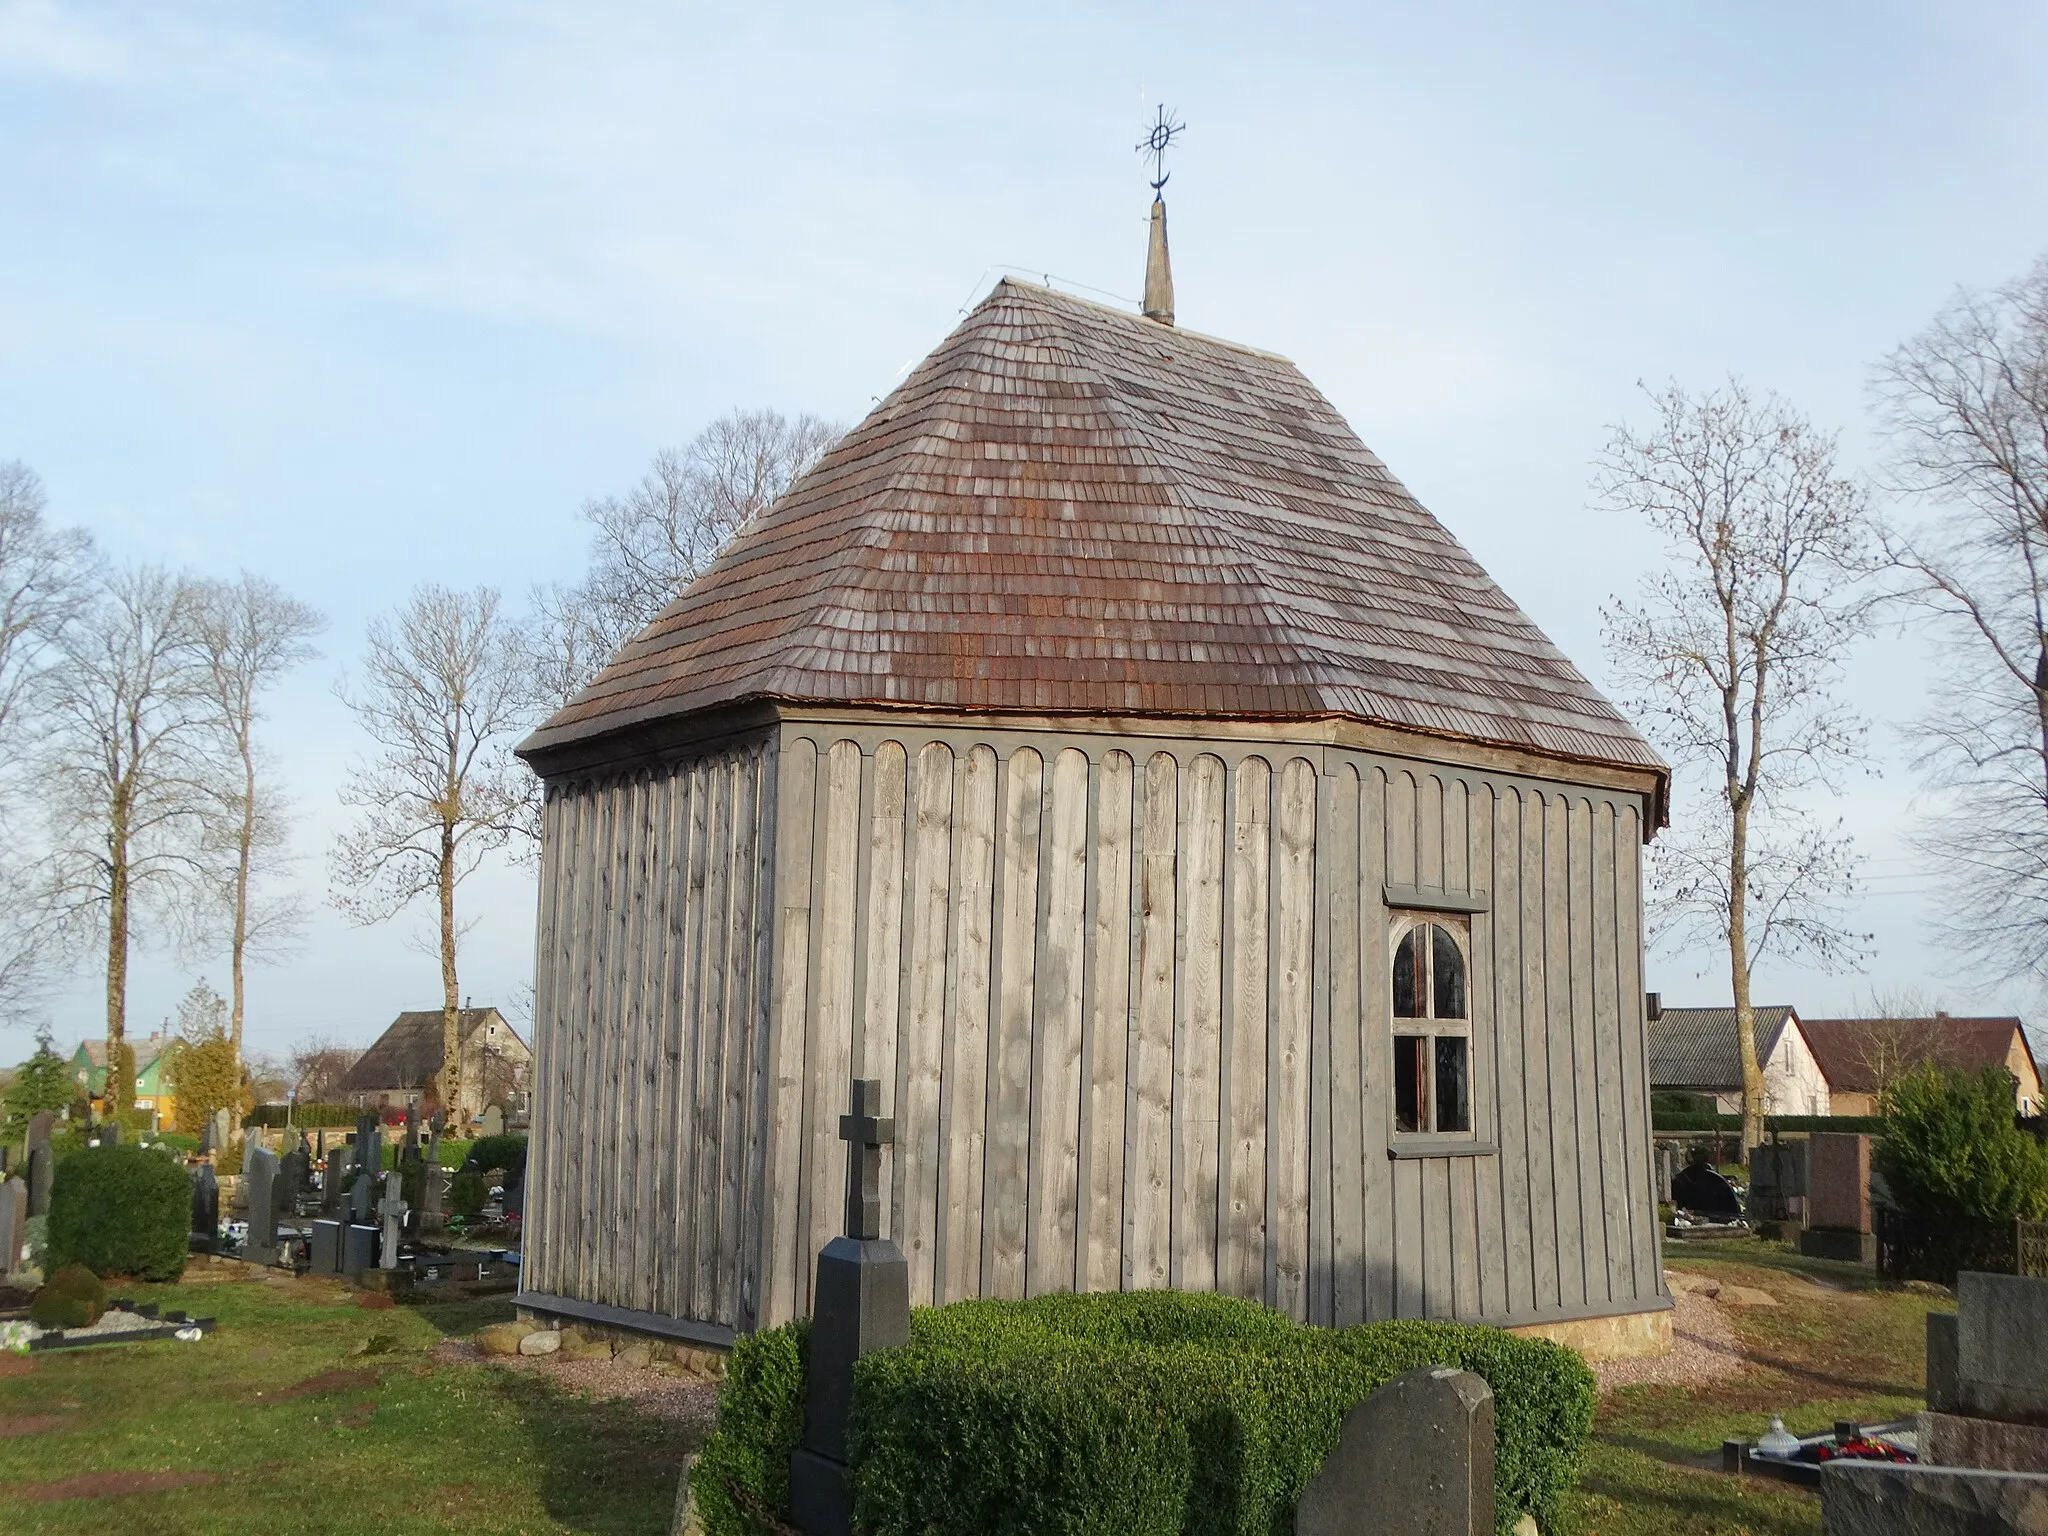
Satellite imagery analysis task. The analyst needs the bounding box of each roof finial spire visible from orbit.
[1136,106,1184,326]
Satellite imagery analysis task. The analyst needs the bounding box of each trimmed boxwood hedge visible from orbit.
[692,1291,1593,1536]
[46,1143,192,1282]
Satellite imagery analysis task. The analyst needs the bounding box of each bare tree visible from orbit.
[191,574,321,1092]
[529,409,840,706]
[1850,985,1947,1104]
[1872,254,2048,981]
[39,566,215,1116]
[1600,381,1873,1149]
[332,585,532,1122]
[0,462,94,1022]
[287,1034,360,1103]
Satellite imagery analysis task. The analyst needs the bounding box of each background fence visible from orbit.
[1875,1209,2048,1285]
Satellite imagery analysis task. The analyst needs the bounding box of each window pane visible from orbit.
[1431,925,1467,1020]
[1435,1036,1471,1134]
[1392,928,1423,1018]
[1394,1035,1426,1132]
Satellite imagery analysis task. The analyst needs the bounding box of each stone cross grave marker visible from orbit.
[25,1110,53,1218]
[245,1145,280,1255]
[0,1176,25,1282]
[377,1171,408,1271]
[190,1163,220,1254]
[790,1079,910,1536]
[1296,1366,1497,1536]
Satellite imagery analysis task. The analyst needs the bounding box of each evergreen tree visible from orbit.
[4,1026,76,1141]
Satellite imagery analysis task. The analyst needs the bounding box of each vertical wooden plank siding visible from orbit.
[984,747,1043,1299]
[1271,757,1316,1322]
[1129,752,1178,1291]
[527,724,1666,1340]
[1083,752,1134,1293]
[939,745,998,1304]
[898,742,954,1305]
[766,738,816,1325]
[1028,748,1090,1295]
[1221,757,1270,1303]
[1174,754,1225,1292]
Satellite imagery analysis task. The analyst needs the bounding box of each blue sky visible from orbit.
[3,1,2047,1065]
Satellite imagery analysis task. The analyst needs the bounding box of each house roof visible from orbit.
[337,1009,527,1094]
[1799,1016,2037,1095]
[74,1035,173,1083]
[520,280,1663,793]
[1649,1006,1799,1092]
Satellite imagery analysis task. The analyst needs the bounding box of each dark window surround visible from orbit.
[1383,883,1490,914]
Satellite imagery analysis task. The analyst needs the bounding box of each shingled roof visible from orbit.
[338,1008,525,1094]
[522,280,1661,784]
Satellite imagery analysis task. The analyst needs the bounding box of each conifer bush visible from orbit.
[1878,1065,2048,1221]
[46,1143,191,1282]
[692,1292,1593,1536]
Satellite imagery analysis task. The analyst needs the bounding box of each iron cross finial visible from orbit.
[1136,105,1186,196]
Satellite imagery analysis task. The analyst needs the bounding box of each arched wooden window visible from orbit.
[1391,917,1472,1136]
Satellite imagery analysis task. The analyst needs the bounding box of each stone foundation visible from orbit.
[514,1305,728,1374]
[1509,1306,1672,1362]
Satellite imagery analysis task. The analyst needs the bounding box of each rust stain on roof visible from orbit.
[522,280,1660,780]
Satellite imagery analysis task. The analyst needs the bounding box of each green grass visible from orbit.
[0,1267,699,1534]
[1560,1237,1945,1535]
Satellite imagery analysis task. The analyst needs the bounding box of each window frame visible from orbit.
[1387,910,1492,1156]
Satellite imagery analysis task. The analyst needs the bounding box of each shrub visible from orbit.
[1879,1065,2048,1221]
[448,1169,488,1217]
[461,1133,528,1177]
[46,1144,191,1282]
[243,1103,359,1130]
[693,1292,1594,1536]
[30,1261,107,1328]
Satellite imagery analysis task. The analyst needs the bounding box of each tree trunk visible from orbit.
[229,738,254,1138]
[437,817,462,1126]
[105,788,132,1118]
[1729,799,1765,1151]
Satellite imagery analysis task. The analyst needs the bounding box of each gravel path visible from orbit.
[1592,1273,1748,1393]
[431,1337,720,1430]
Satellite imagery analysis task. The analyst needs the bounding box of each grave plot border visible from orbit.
[26,1300,218,1352]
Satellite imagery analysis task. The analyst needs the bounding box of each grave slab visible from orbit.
[1920,1411,2048,1474]
[1956,1272,2048,1425]
[1820,1461,2048,1535]
[308,1219,343,1276]
[1296,1366,1496,1536]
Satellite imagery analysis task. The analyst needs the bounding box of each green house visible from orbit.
[69,1032,177,1123]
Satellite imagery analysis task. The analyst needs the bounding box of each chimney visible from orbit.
[1645,992,1662,1022]
[1142,196,1174,326]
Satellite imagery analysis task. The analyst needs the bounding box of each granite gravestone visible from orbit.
[280,1136,311,1218]
[480,1104,504,1138]
[100,1118,120,1146]
[1800,1133,1876,1262]
[1820,1461,2048,1535]
[343,1223,377,1277]
[421,1119,447,1234]
[377,1172,407,1271]
[309,1219,344,1275]
[25,1110,54,1218]
[789,1080,910,1536]
[245,1145,281,1254]
[1295,1367,1497,1536]
[190,1163,220,1253]
[323,1141,352,1218]
[212,1108,233,1152]
[0,1176,25,1281]
[1672,1160,1741,1222]
[349,1168,374,1225]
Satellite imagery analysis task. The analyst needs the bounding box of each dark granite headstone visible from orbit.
[245,1146,280,1253]
[190,1163,220,1253]
[404,1099,419,1154]
[100,1118,120,1147]
[0,1176,25,1280]
[1672,1162,1741,1221]
[789,1080,909,1536]
[323,1142,352,1217]
[309,1219,344,1275]
[342,1223,377,1277]
[25,1110,54,1218]
[349,1171,374,1224]
[1296,1367,1497,1536]
[279,1136,310,1217]
[421,1121,446,1233]
[376,1172,407,1271]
